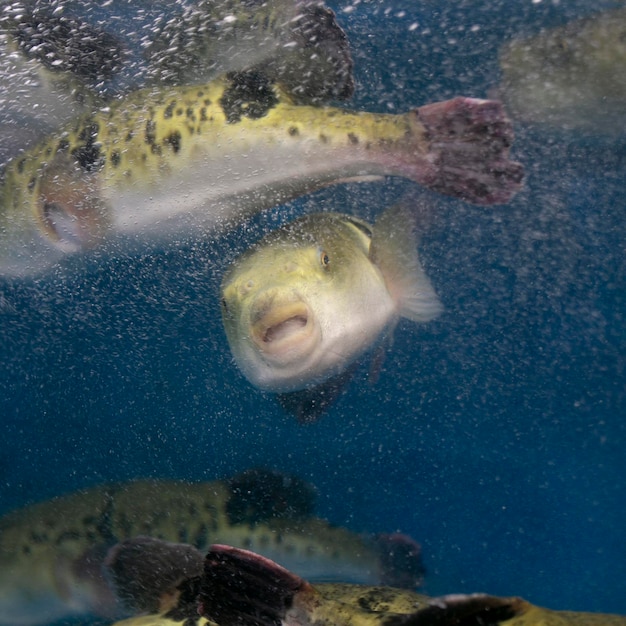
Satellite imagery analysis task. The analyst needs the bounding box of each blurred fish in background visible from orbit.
[498,7,626,134]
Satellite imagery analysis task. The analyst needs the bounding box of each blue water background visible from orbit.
[1,0,625,618]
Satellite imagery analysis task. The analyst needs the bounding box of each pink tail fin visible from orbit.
[414,97,524,205]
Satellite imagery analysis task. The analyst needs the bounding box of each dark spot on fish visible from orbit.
[110,151,121,167]
[358,591,387,612]
[225,468,316,525]
[194,523,209,549]
[319,133,329,144]
[200,107,208,122]
[197,90,204,98]
[220,70,279,124]
[164,100,177,119]
[177,108,184,117]
[347,132,359,145]
[94,493,116,542]
[16,158,26,174]
[125,131,134,142]
[288,126,299,137]
[56,138,70,153]
[164,131,182,153]
[28,177,36,193]
[145,120,157,147]
[30,531,48,543]
[55,530,82,545]
[186,107,196,121]
[72,122,103,171]
[204,99,212,107]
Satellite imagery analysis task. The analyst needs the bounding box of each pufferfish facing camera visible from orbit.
[220,202,442,422]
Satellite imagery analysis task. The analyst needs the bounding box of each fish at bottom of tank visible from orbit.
[220,201,442,423]
[0,468,423,626]
[96,540,626,626]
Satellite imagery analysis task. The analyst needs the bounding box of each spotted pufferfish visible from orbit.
[0,67,523,276]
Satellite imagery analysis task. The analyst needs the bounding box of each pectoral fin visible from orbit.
[370,202,443,323]
[103,537,204,614]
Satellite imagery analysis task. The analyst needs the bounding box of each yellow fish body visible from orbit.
[0,470,423,625]
[0,71,522,276]
[104,543,626,626]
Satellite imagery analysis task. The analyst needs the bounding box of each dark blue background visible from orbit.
[1,0,625,618]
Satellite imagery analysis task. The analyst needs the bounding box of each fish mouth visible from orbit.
[250,299,317,362]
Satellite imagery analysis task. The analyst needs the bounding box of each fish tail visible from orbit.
[400,98,524,205]
[374,533,426,589]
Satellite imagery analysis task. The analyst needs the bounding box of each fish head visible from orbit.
[221,213,395,393]
[0,148,110,276]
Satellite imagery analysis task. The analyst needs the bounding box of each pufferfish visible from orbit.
[220,202,442,422]
[0,68,523,276]
[0,468,424,626]
[92,541,626,626]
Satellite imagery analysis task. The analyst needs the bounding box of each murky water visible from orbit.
[1,1,624,621]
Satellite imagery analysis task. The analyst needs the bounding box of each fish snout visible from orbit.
[249,293,319,363]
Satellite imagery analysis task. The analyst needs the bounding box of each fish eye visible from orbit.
[319,249,330,269]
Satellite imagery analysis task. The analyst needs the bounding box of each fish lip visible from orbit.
[250,296,318,363]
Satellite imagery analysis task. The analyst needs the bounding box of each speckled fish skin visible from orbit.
[1,0,353,103]
[0,70,523,276]
[0,470,422,626]
[104,544,626,626]
[499,7,626,133]
[142,0,355,103]
[0,0,352,166]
